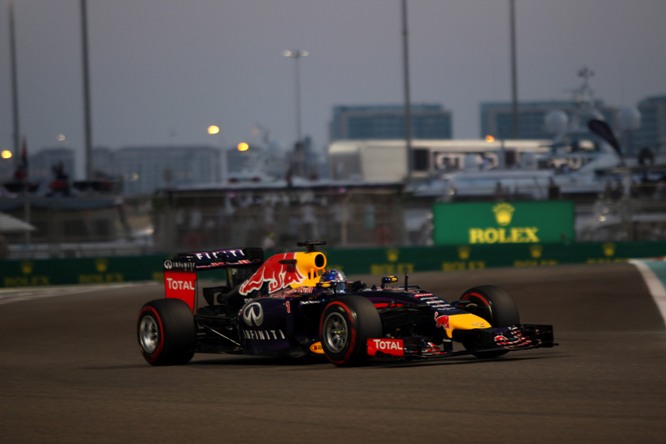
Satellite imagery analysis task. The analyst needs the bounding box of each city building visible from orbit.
[29,147,76,185]
[480,100,619,141]
[329,104,452,140]
[113,145,221,195]
[635,95,666,156]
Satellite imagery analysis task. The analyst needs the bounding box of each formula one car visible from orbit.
[137,241,555,366]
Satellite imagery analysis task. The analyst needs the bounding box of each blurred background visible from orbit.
[1,0,665,260]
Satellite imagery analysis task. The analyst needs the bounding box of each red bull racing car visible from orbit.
[138,241,555,366]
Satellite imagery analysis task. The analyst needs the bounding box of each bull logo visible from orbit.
[242,302,264,327]
[239,253,305,296]
[434,312,450,329]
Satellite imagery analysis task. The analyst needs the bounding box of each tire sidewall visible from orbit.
[460,285,520,327]
[460,285,520,358]
[320,296,382,366]
[137,298,196,366]
[138,305,166,365]
[321,301,358,365]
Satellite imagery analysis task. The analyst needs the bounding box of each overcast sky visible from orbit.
[1,0,665,178]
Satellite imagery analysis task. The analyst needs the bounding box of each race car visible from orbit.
[137,241,555,366]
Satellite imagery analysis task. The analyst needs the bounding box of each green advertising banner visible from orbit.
[1,240,665,287]
[432,201,575,245]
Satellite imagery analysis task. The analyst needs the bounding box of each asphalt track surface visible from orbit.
[1,263,665,443]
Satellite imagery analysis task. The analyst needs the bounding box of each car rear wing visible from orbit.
[163,247,264,272]
[162,247,264,312]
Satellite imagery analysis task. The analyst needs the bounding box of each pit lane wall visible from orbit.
[1,241,665,287]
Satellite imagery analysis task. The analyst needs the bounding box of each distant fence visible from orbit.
[1,241,665,288]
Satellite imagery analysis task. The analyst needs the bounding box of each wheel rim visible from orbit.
[323,312,348,353]
[139,315,160,354]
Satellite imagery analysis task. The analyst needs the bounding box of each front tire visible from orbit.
[460,285,520,358]
[138,299,196,366]
[320,296,383,367]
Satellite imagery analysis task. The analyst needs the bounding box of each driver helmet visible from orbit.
[320,269,347,293]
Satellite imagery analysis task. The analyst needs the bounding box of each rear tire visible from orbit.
[320,296,383,367]
[138,299,196,366]
[460,285,520,358]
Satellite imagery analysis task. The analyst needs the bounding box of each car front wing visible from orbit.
[367,323,556,360]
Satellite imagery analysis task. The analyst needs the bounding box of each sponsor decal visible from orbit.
[194,248,245,261]
[242,302,264,327]
[514,259,559,267]
[602,242,616,257]
[163,260,196,271]
[370,263,414,275]
[441,261,486,271]
[494,327,533,348]
[468,204,540,244]
[239,253,305,295]
[309,342,324,354]
[165,277,195,291]
[493,203,515,226]
[530,244,543,259]
[241,329,286,341]
[435,313,450,330]
[239,301,288,341]
[416,296,451,311]
[78,273,124,284]
[458,246,471,260]
[494,334,509,346]
[367,338,405,357]
[164,271,197,310]
[95,259,108,273]
[469,227,539,244]
[3,275,50,286]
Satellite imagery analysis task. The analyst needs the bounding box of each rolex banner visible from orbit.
[432,201,575,245]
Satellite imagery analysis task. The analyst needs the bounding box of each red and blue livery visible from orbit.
[138,241,555,366]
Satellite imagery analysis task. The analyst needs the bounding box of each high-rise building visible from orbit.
[30,147,76,184]
[480,101,618,141]
[113,145,221,195]
[635,95,666,156]
[329,104,452,140]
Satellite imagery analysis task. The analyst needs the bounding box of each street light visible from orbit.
[207,125,226,183]
[485,134,506,169]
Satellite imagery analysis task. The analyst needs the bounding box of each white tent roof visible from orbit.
[0,212,36,233]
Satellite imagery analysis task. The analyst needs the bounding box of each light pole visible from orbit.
[509,0,519,139]
[207,125,226,183]
[283,49,308,178]
[8,0,20,159]
[401,0,413,183]
[80,0,93,181]
[282,49,308,145]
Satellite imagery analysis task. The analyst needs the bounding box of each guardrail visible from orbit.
[1,241,665,288]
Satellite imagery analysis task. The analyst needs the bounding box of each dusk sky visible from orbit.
[1,0,665,178]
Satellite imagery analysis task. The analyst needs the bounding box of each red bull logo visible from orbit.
[239,253,306,296]
[434,313,450,330]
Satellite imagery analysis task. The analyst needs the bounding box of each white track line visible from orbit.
[629,259,666,327]
[0,283,155,306]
